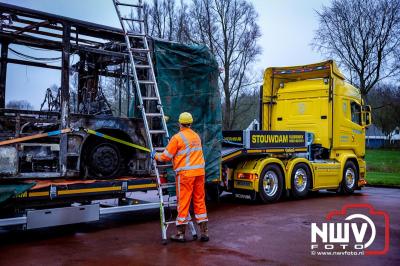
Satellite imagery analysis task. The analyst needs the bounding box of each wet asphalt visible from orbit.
[0,187,399,266]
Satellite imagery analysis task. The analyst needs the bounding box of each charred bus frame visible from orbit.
[0,3,152,179]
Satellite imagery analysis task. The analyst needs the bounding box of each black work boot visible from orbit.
[170,225,186,242]
[199,222,209,242]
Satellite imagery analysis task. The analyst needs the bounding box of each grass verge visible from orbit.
[366,149,400,187]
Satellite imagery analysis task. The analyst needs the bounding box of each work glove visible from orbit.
[150,149,156,160]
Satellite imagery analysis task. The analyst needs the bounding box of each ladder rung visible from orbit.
[127,32,145,37]
[146,113,163,117]
[121,17,145,22]
[149,130,166,134]
[157,164,173,168]
[165,221,176,225]
[131,48,150,53]
[135,65,151,69]
[138,80,155,84]
[161,183,175,189]
[116,1,143,8]
[142,96,158,100]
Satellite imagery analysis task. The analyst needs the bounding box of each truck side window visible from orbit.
[350,101,361,125]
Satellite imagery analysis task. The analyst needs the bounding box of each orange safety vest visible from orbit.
[155,127,205,176]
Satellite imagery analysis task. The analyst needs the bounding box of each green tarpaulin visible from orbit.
[0,182,36,204]
[154,39,222,183]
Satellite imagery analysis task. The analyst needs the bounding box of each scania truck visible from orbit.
[219,60,371,203]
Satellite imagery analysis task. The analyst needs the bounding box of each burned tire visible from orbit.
[340,161,358,194]
[258,164,284,203]
[86,142,122,179]
[291,163,311,199]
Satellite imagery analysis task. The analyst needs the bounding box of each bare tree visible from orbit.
[190,0,261,129]
[133,0,262,129]
[141,0,190,41]
[368,84,400,138]
[313,0,400,98]
[6,100,34,110]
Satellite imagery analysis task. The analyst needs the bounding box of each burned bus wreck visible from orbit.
[0,3,158,179]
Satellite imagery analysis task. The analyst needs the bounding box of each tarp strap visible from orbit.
[84,129,150,152]
[0,128,151,153]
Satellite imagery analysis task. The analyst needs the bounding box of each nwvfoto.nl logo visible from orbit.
[310,203,390,256]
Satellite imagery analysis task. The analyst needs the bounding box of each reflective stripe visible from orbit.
[176,216,188,225]
[176,220,189,225]
[178,132,190,166]
[163,149,173,159]
[176,148,189,156]
[177,175,181,213]
[195,213,208,219]
[196,218,208,224]
[176,147,202,156]
[175,163,205,173]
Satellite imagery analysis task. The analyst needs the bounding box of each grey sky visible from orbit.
[1,0,332,108]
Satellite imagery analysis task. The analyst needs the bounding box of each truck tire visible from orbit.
[86,142,122,179]
[340,161,358,194]
[258,164,284,203]
[291,163,311,199]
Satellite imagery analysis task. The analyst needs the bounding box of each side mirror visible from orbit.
[362,105,372,127]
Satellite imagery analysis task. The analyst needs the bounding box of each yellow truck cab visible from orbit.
[220,60,371,203]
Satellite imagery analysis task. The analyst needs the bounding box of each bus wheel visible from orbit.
[87,142,121,178]
[258,164,284,203]
[291,163,311,199]
[340,161,358,194]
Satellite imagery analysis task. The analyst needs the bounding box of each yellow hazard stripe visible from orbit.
[58,186,121,195]
[26,184,157,198]
[28,191,49,197]
[128,184,157,189]
[86,129,150,152]
[222,150,243,162]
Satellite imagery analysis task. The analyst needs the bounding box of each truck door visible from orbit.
[338,98,364,156]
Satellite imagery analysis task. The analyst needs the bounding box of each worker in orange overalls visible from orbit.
[152,112,209,242]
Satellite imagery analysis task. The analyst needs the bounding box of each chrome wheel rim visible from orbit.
[263,170,278,197]
[294,168,307,192]
[345,168,355,188]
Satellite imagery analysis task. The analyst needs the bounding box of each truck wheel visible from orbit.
[87,142,122,178]
[258,164,284,203]
[340,161,358,194]
[291,163,311,199]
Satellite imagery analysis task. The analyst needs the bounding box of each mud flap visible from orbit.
[233,189,257,201]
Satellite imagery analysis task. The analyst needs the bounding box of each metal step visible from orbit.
[149,130,166,134]
[142,96,158,100]
[131,48,150,53]
[157,164,173,168]
[138,80,155,85]
[135,65,151,69]
[116,1,143,8]
[126,32,146,38]
[160,183,175,189]
[121,17,145,22]
[146,113,163,117]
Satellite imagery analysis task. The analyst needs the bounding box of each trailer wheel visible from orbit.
[86,142,122,178]
[340,161,358,194]
[258,164,284,203]
[291,163,311,199]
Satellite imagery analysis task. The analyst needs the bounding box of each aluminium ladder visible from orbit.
[112,0,197,244]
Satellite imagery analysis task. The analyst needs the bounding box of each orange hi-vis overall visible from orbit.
[155,127,208,225]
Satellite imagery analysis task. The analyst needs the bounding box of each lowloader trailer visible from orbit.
[216,60,371,203]
[0,60,371,230]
